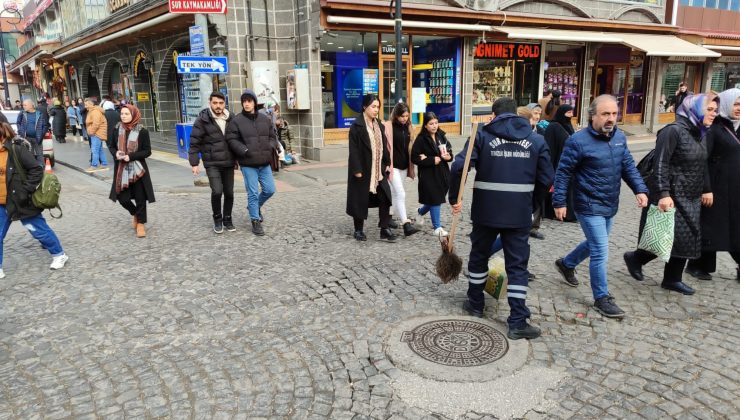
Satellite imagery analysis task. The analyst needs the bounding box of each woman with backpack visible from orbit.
[384,102,420,237]
[0,122,68,278]
[411,112,453,238]
[109,104,155,239]
[544,104,576,221]
[684,88,740,282]
[623,94,719,295]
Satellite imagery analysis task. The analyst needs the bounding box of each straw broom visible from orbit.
[436,123,478,283]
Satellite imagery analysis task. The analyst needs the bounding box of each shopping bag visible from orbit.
[484,256,508,299]
[637,205,675,263]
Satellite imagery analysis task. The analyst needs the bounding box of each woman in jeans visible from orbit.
[411,112,453,237]
[383,102,419,237]
[0,122,68,278]
[624,94,718,295]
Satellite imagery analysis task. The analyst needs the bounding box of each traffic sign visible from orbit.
[169,0,227,14]
[176,56,228,74]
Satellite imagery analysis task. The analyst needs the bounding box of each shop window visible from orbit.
[411,36,461,123]
[711,63,726,92]
[544,44,582,113]
[661,63,685,113]
[320,31,379,128]
[726,63,740,89]
[473,41,542,117]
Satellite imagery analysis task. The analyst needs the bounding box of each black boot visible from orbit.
[223,215,236,232]
[403,222,419,237]
[213,214,224,234]
[380,228,397,242]
[251,220,265,236]
[623,251,644,281]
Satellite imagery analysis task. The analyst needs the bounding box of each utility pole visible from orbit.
[393,0,402,104]
[0,29,9,108]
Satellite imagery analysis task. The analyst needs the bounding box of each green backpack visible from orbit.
[11,144,63,218]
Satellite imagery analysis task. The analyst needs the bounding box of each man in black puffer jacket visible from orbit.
[189,92,235,234]
[226,89,278,236]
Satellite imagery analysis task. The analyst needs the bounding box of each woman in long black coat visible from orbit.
[48,99,67,143]
[411,112,453,237]
[543,104,576,221]
[109,104,155,239]
[624,94,718,295]
[686,88,740,281]
[346,94,396,242]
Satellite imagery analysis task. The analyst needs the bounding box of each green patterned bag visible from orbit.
[638,205,675,262]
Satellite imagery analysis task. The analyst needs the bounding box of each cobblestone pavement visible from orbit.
[0,162,738,419]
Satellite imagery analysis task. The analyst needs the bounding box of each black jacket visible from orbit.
[48,105,67,137]
[412,128,452,206]
[392,121,412,171]
[104,109,121,148]
[644,116,708,259]
[5,138,43,221]
[699,118,740,253]
[189,108,234,168]
[449,115,553,228]
[346,116,392,219]
[226,111,277,167]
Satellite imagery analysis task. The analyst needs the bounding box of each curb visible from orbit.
[55,159,111,182]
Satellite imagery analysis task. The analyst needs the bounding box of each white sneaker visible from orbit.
[434,227,449,237]
[50,254,69,270]
[416,207,425,226]
[0,269,5,279]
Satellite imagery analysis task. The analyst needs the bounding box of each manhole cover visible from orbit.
[400,319,508,366]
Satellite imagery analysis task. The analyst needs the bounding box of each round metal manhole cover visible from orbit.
[400,319,508,367]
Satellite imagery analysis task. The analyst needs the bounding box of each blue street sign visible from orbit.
[189,26,205,56]
[176,56,229,74]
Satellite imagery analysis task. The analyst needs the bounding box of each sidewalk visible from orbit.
[53,135,321,193]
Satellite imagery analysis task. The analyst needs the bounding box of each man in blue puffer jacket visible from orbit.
[552,94,648,319]
[450,97,554,340]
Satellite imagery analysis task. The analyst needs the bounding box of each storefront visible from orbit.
[543,43,584,113]
[321,31,463,144]
[472,41,541,123]
[656,57,705,123]
[593,45,647,124]
[710,56,740,91]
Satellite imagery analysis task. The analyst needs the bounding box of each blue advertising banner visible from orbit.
[189,25,205,57]
[333,52,371,128]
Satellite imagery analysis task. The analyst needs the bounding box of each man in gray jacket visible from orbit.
[226,89,278,236]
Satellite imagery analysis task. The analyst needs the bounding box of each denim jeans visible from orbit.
[90,135,108,167]
[241,164,276,220]
[418,204,441,229]
[0,205,64,268]
[563,214,614,300]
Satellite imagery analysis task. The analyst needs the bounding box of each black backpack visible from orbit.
[636,148,656,179]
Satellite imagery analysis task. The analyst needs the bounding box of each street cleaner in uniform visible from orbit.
[450,97,554,340]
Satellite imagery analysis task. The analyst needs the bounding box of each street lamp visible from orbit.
[212,39,226,57]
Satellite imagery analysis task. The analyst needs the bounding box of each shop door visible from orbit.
[594,65,627,123]
[380,58,410,121]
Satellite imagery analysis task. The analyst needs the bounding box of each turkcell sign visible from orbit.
[176,56,229,74]
[169,0,227,14]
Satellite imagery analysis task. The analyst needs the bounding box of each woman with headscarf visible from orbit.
[109,104,155,238]
[684,88,740,282]
[346,94,396,242]
[48,99,67,143]
[543,104,576,221]
[623,94,718,295]
[526,103,545,135]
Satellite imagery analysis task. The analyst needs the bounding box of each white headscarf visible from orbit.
[718,88,740,131]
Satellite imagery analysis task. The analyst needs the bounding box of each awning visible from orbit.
[10,50,46,72]
[492,27,622,43]
[619,34,720,57]
[703,45,740,52]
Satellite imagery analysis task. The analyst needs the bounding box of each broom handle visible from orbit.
[448,122,479,248]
